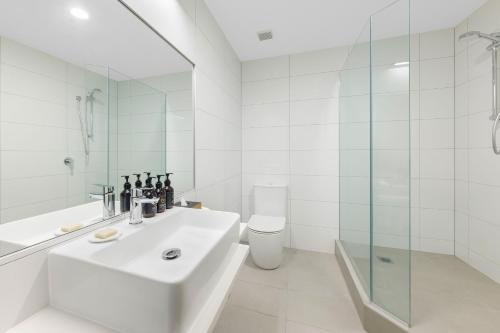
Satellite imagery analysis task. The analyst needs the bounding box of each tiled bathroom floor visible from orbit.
[352,248,500,333]
[213,249,366,333]
[411,251,500,333]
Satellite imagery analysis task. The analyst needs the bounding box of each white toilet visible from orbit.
[248,184,287,270]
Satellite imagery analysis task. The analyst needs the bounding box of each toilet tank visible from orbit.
[254,184,288,218]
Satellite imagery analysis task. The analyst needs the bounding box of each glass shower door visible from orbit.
[339,21,372,296]
[78,65,110,205]
[339,0,411,326]
[111,68,167,192]
[370,0,411,324]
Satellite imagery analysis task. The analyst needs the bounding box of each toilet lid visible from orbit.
[248,215,286,233]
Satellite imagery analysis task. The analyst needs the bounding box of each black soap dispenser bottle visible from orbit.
[165,173,174,209]
[142,173,157,218]
[133,173,142,188]
[155,175,166,213]
[120,175,132,213]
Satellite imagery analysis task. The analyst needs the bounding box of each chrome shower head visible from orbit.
[459,31,481,41]
[86,88,102,101]
[88,88,102,96]
[459,30,500,46]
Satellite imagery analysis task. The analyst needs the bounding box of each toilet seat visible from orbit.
[248,215,285,234]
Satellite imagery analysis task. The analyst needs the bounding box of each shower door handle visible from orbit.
[492,112,500,155]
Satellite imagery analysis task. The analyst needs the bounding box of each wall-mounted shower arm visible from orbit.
[459,31,500,154]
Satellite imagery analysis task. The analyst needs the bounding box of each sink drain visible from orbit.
[162,248,181,260]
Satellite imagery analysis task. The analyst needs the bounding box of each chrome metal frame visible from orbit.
[492,45,500,154]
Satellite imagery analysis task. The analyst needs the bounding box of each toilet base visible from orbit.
[248,230,284,270]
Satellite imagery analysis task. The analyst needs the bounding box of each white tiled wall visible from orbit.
[242,30,456,255]
[113,71,194,194]
[122,0,242,214]
[0,36,110,224]
[162,72,194,193]
[242,47,348,254]
[411,28,456,255]
[454,0,500,283]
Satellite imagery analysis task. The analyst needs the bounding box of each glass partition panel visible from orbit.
[108,68,194,195]
[340,0,411,325]
[82,66,111,203]
[110,69,167,191]
[339,21,372,295]
[140,72,194,194]
[370,0,411,324]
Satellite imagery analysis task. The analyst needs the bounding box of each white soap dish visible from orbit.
[88,231,122,243]
[54,228,68,236]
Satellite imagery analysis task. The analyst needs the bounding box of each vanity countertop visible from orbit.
[0,201,104,248]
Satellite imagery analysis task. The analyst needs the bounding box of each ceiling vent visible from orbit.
[257,30,273,41]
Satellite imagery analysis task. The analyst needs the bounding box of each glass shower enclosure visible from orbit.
[339,0,411,325]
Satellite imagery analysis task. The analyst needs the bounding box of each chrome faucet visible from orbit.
[89,185,115,220]
[129,188,159,225]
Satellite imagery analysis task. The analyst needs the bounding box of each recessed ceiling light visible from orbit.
[70,7,89,20]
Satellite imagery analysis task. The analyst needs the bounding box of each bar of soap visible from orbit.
[61,223,83,233]
[95,228,118,239]
[192,202,202,209]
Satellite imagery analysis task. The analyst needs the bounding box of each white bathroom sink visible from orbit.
[49,207,241,333]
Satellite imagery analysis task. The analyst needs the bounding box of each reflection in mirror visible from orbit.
[0,0,194,258]
[109,68,194,195]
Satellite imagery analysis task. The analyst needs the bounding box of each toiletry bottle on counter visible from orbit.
[133,173,142,188]
[144,171,152,184]
[142,174,156,218]
[156,175,166,213]
[165,173,174,209]
[120,175,132,213]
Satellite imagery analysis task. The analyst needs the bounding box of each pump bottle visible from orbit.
[165,173,174,209]
[142,172,157,218]
[133,173,142,188]
[156,175,166,213]
[120,175,132,213]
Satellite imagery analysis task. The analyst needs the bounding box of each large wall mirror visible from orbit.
[0,0,194,258]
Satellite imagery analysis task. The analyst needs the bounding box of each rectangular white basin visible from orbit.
[49,208,240,333]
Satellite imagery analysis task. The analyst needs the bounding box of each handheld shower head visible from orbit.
[84,88,101,140]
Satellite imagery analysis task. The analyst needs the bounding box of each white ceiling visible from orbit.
[205,0,488,61]
[0,0,192,80]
